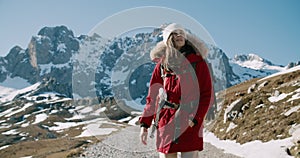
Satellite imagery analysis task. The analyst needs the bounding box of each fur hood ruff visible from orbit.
[150,33,208,62]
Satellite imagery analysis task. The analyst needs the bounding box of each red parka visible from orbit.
[139,39,214,153]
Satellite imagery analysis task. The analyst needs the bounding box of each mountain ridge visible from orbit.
[0,25,298,107]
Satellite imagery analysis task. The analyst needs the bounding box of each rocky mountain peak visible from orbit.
[6,45,23,56]
[233,53,273,65]
[37,25,75,40]
[231,53,282,71]
[4,46,27,66]
[28,25,80,65]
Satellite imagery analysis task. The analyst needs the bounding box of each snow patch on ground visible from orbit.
[76,123,118,137]
[32,113,48,124]
[204,130,294,158]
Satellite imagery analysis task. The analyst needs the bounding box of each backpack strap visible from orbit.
[190,62,198,82]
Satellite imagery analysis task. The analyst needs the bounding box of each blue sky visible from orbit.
[0,0,299,65]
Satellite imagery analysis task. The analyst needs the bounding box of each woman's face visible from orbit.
[171,29,186,49]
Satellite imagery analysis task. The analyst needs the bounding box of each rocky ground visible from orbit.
[77,125,241,158]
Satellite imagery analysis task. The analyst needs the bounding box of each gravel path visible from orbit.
[78,126,241,158]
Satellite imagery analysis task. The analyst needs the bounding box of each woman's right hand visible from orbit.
[140,127,148,145]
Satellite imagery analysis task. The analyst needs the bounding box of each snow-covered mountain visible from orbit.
[0,25,298,111]
[232,53,284,70]
[0,26,227,104]
[229,53,290,85]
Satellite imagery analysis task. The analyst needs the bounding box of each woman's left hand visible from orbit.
[188,119,195,127]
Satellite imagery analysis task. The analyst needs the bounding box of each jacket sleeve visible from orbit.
[191,61,214,125]
[139,62,163,128]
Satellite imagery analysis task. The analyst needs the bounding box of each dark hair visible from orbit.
[179,40,196,56]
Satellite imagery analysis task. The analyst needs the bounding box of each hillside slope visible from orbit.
[210,66,300,157]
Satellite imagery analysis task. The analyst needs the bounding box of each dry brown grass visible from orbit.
[210,69,300,157]
[0,129,126,158]
[0,137,95,158]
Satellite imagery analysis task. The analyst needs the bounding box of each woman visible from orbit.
[139,23,214,158]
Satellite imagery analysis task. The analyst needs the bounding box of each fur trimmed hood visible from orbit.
[150,33,208,62]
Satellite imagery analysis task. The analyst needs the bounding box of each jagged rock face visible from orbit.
[207,46,239,91]
[0,26,79,96]
[95,32,157,101]
[287,61,300,69]
[34,26,79,64]
[128,63,155,104]
[0,57,9,82]
[4,46,38,82]
[222,54,240,87]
